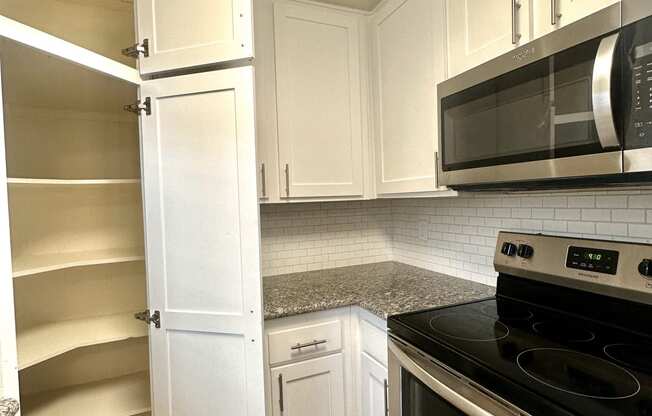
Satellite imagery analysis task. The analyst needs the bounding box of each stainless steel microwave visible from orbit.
[437,1,652,189]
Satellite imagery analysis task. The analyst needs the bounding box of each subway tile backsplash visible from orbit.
[260,188,652,287]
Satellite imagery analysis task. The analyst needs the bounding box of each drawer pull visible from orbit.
[291,339,327,351]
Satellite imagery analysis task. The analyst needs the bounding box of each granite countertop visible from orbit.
[263,261,496,320]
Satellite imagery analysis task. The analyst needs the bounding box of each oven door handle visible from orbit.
[592,32,621,150]
[388,339,523,416]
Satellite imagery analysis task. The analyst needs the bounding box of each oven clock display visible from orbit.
[566,246,619,275]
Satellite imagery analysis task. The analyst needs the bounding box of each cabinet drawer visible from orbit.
[268,320,342,366]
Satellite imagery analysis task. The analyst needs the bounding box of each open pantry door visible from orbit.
[138,67,265,416]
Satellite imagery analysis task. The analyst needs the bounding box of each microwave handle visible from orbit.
[592,32,621,150]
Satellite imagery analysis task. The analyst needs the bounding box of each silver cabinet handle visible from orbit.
[551,0,561,25]
[592,33,621,150]
[511,0,521,45]
[260,163,267,198]
[384,379,389,416]
[0,399,19,416]
[434,151,440,188]
[290,339,327,350]
[284,163,290,198]
[278,374,284,412]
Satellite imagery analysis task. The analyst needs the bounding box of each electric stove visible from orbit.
[388,232,652,416]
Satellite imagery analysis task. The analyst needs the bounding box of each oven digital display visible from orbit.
[566,246,619,275]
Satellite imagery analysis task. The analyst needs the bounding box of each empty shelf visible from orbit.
[12,247,145,278]
[17,312,148,369]
[8,178,140,186]
[21,371,151,416]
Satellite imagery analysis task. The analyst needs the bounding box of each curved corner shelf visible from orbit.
[8,178,141,186]
[21,371,151,416]
[17,312,148,370]
[12,247,145,278]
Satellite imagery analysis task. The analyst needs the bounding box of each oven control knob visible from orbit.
[501,242,517,257]
[638,259,652,278]
[517,244,534,259]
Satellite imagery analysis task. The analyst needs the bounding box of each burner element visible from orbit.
[481,302,533,321]
[604,344,652,373]
[517,348,641,399]
[532,321,596,343]
[429,313,509,342]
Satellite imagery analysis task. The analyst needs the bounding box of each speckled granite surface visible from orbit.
[264,261,496,320]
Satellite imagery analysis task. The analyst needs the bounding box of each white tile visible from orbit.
[612,209,645,223]
[596,195,627,208]
[629,223,652,238]
[581,209,611,222]
[596,222,628,236]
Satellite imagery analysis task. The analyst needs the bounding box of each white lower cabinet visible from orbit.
[271,354,346,416]
[264,307,390,416]
[360,352,388,416]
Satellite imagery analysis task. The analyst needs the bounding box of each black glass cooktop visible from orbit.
[389,290,652,416]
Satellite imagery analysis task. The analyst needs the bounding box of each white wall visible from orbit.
[261,188,652,286]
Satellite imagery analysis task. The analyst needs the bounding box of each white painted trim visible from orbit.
[0,16,140,85]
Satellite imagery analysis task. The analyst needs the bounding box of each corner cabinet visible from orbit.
[446,0,532,77]
[274,1,365,199]
[0,2,266,414]
[370,0,452,196]
[133,0,254,75]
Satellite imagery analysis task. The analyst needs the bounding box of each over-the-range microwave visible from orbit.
[437,0,652,190]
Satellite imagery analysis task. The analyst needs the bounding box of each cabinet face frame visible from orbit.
[139,67,264,416]
[274,1,365,199]
[135,0,254,75]
[0,61,20,400]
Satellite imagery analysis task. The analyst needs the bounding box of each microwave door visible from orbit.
[437,6,623,188]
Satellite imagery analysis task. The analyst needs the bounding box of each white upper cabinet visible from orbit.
[532,0,620,39]
[139,68,265,416]
[446,0,531,77]
[371,0,446,195]
[134,0,254,75]
[274,1,365,198]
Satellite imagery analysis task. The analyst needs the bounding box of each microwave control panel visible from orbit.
[632,41,652,143]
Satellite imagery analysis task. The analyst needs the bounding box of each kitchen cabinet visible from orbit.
[446,0,531,77]
[271,354,347,416]
[133,0,254,75]
[273,1,366,199]
[360,352,388,416]
[532,0,620,39]
[370,0,453,196]
[0,2,265,414]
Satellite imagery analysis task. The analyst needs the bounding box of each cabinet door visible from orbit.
[274,1,364,198]
[270,354,346,416]
[446,0,531,77]
[135,0,254,75]
[361,352,388,416]
[139,67,265,416]
[532,0,619,39]
[371,0,444,195]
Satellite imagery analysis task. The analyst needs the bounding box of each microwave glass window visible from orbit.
[441,37,610,172]
[401,369,467,416]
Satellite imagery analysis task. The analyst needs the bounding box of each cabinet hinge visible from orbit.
[124,97,151,116]
[122,38,149,58]
[134,309,161,329]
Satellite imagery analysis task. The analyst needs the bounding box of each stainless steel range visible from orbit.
[387,232,652,415]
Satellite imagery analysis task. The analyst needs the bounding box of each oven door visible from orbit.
[388,338,526,416]
[437,4,623,187]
